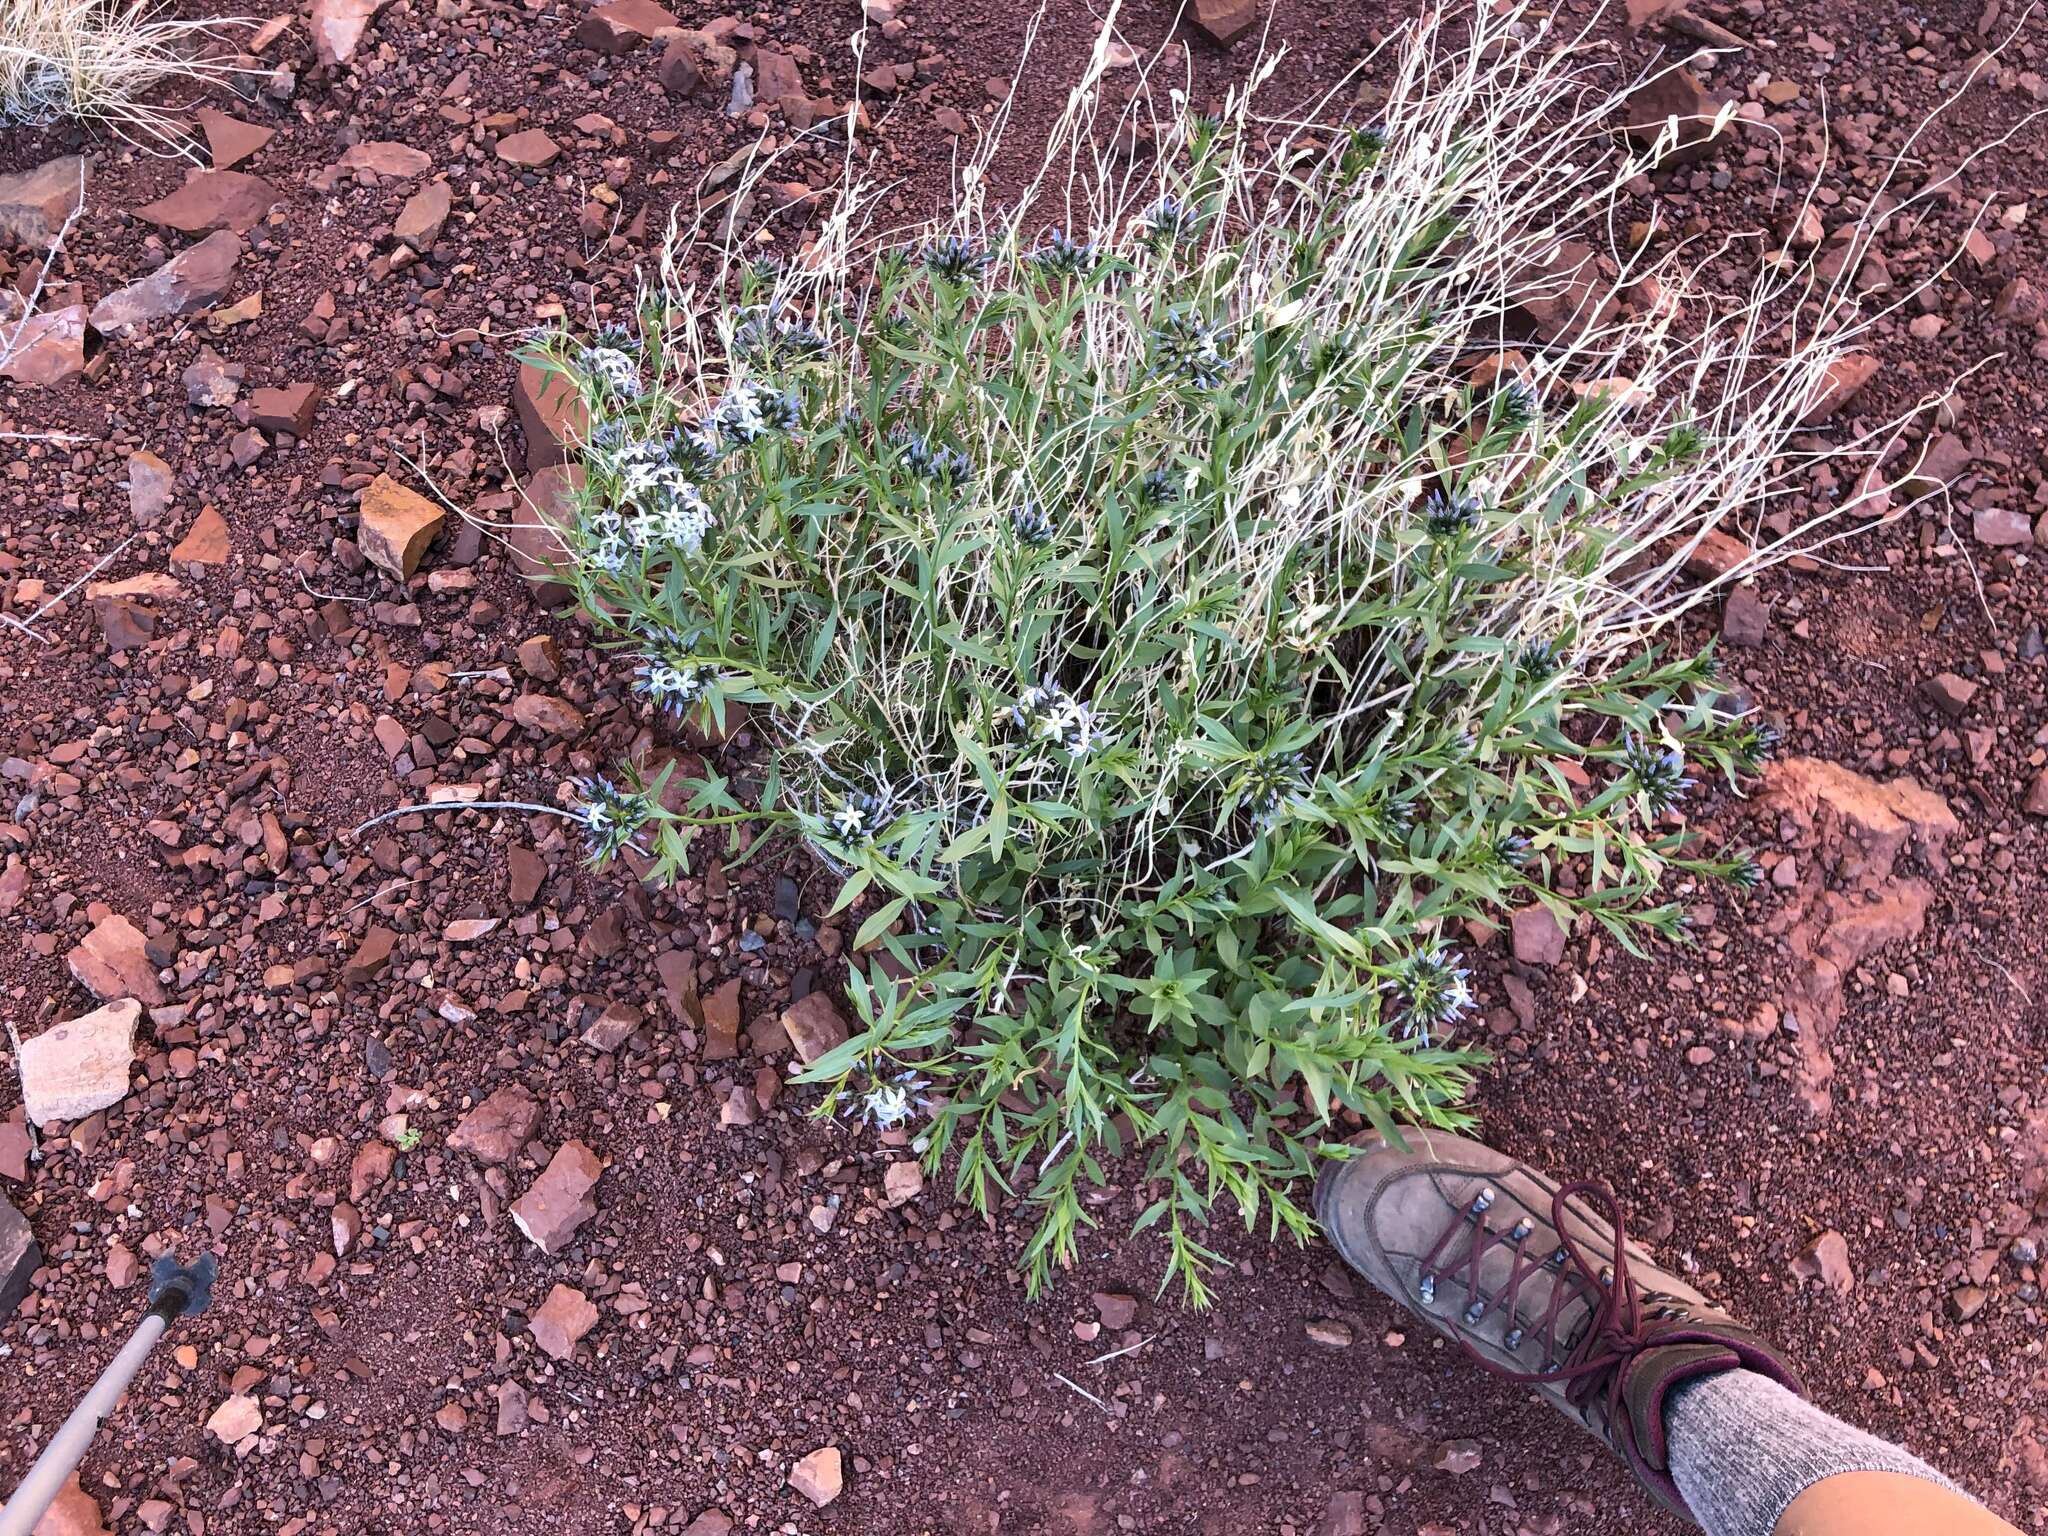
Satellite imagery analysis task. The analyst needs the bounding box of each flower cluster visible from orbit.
[1029,227,1101,278]
[715,379,802,445]
[729,304,828,365]
[851,1070,933,1131]
[1517,637,1559,680]
[1423,487,1482,539]
[1623,732,1693,813]
[1241,750,1310,828]
[582,430,716,561]
[1734,720,1782,774]
[1496,376,1540,428]
[895,431,974,487]
[1010,499,1055,546]
[1389,946,1476,1046]
[1139,194,1202,248]
[1150,312,1231,389]
[573,775,655,860]
[826,792,889,845]
[1139,466,1179,506]
[1011,677,1111,758]
[578,327,643,398]
[921,235,995,284]
[632,633,718,718]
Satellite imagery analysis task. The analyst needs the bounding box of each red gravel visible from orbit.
[2,0,2045,1533]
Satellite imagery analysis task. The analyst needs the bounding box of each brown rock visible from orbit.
[578,997,641,1052]
[681,1512,733,1536]
[508,465,581,606]
[1509,239,1618,343]
[1972,508,2032,548]
[133,171,277,235]
[249,382,320,436]
[171,506,231,565]
[182,345,243,406]
[1900,433,1974,498]
[196,110,274,170]
[105,1239,141,1289]
[0,1196,40,1321]
[205,1394,262,1443]
[1721,585,1768,646]
[1921,672,1977,718]
[1092,1291,1138,1329]
[510,693,585,735]
[17,999,138,1128]
[1509,904,1566,967]
[516,634,561,681]
[1995,277,2043,325]
[780,991,849,1064]
[496,129,561,168]
[0,155,88,249]
[349,1140,396,1201]
[337,141,432,179]
[67,913,166,1004]
[1682,528,1752,581]
[1189,0,1258,44]
[310,0,389,64]
[512,362,589,471]
[703,977,742,1060]
[0,1121,30,1181]
[449,1084,542,1164]
[511,1141,604,1254]
[576,0,678,51]
[753,46,804,105]
[92,229,243,332]
[1793,1230,1855,1295]
[508,847,549,905]
[356,473,446,578]
[434,1402,468,1434]
[882,1160,923,1207]
[2025,770,2048,818]
[495,1381,528,1436]
[1621,69,1730,166]
[85,572,182,651]
[31,1474,108,1536]
[342,924,397,983]
[395,181,453,250]
[1431,1439,1483,1475]
[657,34,711,96]
[0,304,90,386]
[126,450,175,522]
[788,1446,843,1507]
[1799,352,1880,426]
[655,950,699,1026]
[1316,1491,1371,1536]
[719,1084,758,1126]
[529,1283,599,1359]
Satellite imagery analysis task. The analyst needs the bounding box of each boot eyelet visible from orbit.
[1469,1187,1495,1216]
[1510,1218,1533,1241]
[1503,1326,1524,1349]
[1418,1274,1436,1306]
[1463,1300,1486,1325]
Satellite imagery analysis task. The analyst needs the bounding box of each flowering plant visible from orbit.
[518,8,1868,1301]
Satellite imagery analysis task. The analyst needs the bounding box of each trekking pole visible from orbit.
[0,1254,216,1536]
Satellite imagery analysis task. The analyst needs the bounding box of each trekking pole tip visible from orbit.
[148,1254,217,1320]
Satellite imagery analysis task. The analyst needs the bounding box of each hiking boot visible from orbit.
[1314,1128,1804,1523]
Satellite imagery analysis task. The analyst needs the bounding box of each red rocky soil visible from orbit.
[2,0,2047,1533]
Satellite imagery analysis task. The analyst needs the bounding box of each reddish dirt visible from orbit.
[2,1,2046,1534]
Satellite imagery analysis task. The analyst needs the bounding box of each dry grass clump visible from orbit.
[1,0,248,150]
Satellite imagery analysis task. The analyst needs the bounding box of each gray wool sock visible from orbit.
[1664,1369,1965,1536]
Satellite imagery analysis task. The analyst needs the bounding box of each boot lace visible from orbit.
[1415,1179,1681,1435]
